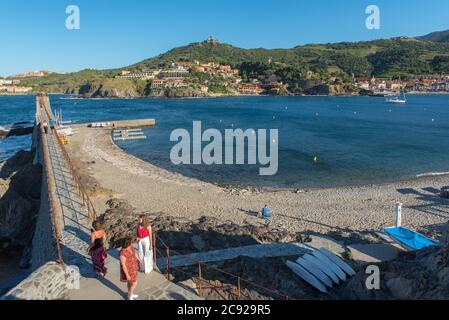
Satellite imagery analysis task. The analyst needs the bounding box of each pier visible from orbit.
[2,95,198,300]
[88,118,156,129]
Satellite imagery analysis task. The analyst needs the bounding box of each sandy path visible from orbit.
[66,126,449,241]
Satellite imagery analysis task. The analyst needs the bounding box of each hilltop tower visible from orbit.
[205,36,220,44]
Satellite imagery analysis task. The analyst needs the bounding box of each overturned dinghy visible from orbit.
[286,247,356,293]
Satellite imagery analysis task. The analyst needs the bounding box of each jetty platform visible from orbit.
[81,118,156,129]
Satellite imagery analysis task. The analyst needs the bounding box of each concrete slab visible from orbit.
[348,243,403,265]
[158,235,346,269]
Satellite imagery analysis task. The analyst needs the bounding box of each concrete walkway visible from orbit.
[70,249,201,300]
[41,106,94,275]
[158,235,346,269]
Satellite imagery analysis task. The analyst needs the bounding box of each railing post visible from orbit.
[153,232,157,271]
[198,263,203,297]
[166,247,170,280]
[237,276,241,300]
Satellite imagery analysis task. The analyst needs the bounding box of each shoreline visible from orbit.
[113,135,449,194]
[51,91,449,101]
[65,125,449,242]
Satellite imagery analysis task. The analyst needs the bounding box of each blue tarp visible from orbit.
[384,227,441,251]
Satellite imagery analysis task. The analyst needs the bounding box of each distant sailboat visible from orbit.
[386,93,407,104]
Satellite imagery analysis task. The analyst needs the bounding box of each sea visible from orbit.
[1,94,449,188]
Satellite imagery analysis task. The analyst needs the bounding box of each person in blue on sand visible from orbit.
[49,119,55,130]
[261,205,271,220]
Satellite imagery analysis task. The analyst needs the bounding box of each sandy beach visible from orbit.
[66,126,449,243]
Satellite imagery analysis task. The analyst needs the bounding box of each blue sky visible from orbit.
[1,0,449,77]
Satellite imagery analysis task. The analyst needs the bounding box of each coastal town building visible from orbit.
[11,70,49,78]
[354,76,376,90]
[350,74,449,93]
[150,79,165,89]
[238,84,265,94]
[0,79,13,85]
[116,69,161,80]
[0,85,33,93]
[191,62,239,78]
[160,64,190,79]
[165,80,188,88]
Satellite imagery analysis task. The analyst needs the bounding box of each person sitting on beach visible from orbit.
[89,238,108,277]
[90,221,106,251]
[261,205,271,220]
[49,119,55,130]
[137,215,153,274]
[119,237,141,300]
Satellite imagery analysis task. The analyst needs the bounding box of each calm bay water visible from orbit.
[0,95,36,162]
[1,94,449,188]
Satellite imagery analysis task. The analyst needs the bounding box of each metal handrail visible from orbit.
[37,120,64,264]
[38,95,97,222]
[155,234,291,300]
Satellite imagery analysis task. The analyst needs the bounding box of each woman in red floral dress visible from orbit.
[119,237,141,300]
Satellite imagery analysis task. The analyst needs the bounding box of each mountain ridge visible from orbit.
[417,29,449,43]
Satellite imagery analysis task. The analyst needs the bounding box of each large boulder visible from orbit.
[335,246,449,300]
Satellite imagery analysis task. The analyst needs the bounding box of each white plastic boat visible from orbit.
[386,94,407,104]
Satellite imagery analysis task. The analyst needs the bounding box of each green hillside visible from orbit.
[417,30,449,43]
[132,36,449,78]
[20,31,449,96]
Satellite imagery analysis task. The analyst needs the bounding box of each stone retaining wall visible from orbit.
[30,125,61,270]
[1,262,71,300]
[1,125,66,300]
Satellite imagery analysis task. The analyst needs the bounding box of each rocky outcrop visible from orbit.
[0,151,42,247]
[5,123,33,138]
[335,244,449,300]
[304,84,330,96]
[149,88,210,98]
[78,79,142,98]
[99,198,309,252]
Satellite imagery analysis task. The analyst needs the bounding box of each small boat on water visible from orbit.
[386,94,407,104]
